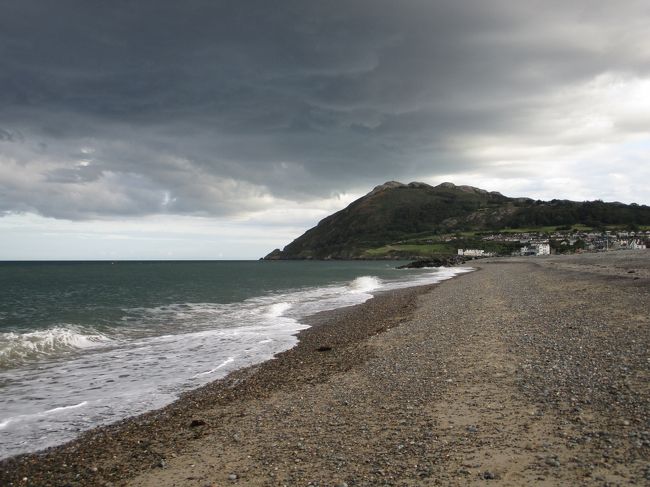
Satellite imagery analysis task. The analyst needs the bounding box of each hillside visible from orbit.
[264,182,650,259]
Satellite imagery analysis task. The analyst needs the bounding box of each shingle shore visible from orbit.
[1,252,648,486]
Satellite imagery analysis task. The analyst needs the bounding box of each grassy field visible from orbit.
[492,224,648,234]
[406,225,596,240]
[482,225,583,234]
[363,243,456,258]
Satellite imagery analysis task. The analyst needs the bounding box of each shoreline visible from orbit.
[0,264,470,461]
[0,273,452,486]
[2,252,648,486]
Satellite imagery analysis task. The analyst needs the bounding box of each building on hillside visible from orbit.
[520,242,550,256]
[457,248,495,257]
[458,248,484,257]
[519,246,534,256]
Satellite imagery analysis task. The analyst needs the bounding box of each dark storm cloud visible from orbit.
[1,0,648,218]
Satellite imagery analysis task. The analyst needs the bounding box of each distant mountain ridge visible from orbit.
[264,181,650,260]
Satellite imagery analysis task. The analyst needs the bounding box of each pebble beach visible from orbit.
[1,251,649,486]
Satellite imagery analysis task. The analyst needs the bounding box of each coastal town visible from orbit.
[455,228,649,257]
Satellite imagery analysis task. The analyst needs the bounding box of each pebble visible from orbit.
[545,457,560,468]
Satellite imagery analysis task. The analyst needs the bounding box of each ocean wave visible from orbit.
[349,275,382,293]
[193,356,235,377]
[43,401,89,415]
[0,401,89,430]
[265,301,292,318]
[0,326,112,368]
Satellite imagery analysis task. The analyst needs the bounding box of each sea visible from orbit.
[0,260,473,459]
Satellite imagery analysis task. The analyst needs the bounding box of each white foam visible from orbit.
[266,301,292,318]
[0,326,112,367]
[349,275,382,293]
[193,357,235,377]
[43,401,88,414]
[0,401,89,431]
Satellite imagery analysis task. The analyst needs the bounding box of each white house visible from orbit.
[458,249,485,257]
[520,242,550,256]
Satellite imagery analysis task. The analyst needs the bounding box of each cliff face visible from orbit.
[264,181,650,260]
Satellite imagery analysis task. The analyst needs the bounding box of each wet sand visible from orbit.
[1,251,649,486]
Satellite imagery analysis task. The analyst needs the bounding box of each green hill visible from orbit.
[264,181,650,259]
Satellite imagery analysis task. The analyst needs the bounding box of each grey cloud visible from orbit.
[44,165,104,184]
[0,128,23,142]
[1,0,649,218]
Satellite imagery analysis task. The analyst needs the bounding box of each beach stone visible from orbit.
[228,473,238,481]
[644,466,650,480]
[545,457,560,467]
[189,419,206,428]
[482,470,496,479]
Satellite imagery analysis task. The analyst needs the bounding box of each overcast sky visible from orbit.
[1,1,649,259]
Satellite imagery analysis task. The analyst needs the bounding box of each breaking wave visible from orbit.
[0,326,112,368]
[349,275,382,293]
[265,301,292,318]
